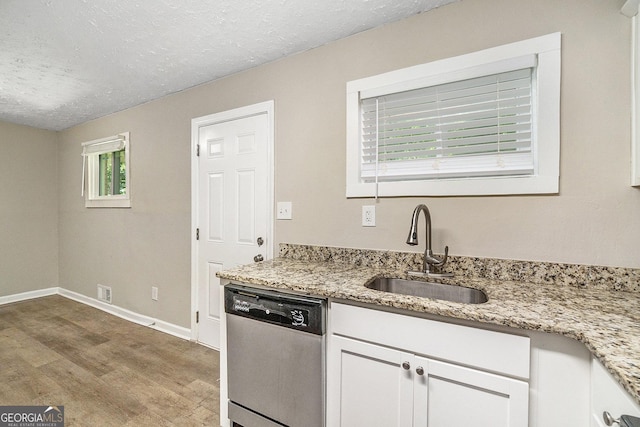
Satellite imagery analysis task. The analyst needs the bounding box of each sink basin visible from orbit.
[365,277,488,304]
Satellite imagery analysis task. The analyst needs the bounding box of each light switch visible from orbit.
[277,202,292,220]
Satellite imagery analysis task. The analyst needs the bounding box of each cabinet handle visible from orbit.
[402,361,410,370]
[416,366,424,375]
[603,411,619,426]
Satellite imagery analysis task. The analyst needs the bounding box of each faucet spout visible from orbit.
[406,204,452,277]
[406,204,431,249]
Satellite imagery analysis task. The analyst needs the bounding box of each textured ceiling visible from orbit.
[0,0,455,131]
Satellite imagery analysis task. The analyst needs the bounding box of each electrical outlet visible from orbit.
[277,201,292,220]
[152,286,158,301]
[362,205,376,227]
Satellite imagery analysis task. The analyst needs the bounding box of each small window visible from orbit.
[82,132,130,208]
[346,33,561,197]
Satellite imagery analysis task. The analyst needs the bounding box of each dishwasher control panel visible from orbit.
[224,283,326,335]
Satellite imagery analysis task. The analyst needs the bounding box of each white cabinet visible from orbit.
[331,335,414,427]
[327,303,530,427]
[591,357,640,427]
[527,331,592,426]
[416,356,528,427]
[329,335,528,427]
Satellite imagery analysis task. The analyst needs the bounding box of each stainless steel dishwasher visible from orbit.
[224,283,326,427]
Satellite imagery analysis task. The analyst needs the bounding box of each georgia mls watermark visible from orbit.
[0,406,64,427]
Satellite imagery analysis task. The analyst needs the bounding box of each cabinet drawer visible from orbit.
[330,302,530,379]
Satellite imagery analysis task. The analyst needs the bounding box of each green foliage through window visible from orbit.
[99,149,126,196]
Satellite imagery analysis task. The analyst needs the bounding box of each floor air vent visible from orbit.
[97,284,112,304]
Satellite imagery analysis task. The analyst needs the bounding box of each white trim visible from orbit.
[632,14,640,186]
[0,287,191,341]
[191,102,275,427]
[0,287,58,305]
[357,54,537,99]
[346,33,561,197]
[190,100,276,342]
[81,135,126,155]
[59,288,154,326]
[83,131,132,208]
[150,319,191,340]
[85,197,132,208]
[57,288,191,340]
[348,35,559,97]
[622,0,640,17]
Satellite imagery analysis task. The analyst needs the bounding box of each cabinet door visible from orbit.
[591,358,640,427]
[414,357,529,427]
[328,335,414,427]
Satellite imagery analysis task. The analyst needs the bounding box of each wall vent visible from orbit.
[97,284,112,304]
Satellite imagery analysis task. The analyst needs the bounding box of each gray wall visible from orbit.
[56,0,639,328]
[0,120,58,297]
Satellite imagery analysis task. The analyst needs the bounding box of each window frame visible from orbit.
[82,132,131,208]
[346,33,561,197]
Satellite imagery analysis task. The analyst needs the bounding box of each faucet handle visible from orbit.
[430,246,448,267]
[441,246,449,264]
[426,246,453,278]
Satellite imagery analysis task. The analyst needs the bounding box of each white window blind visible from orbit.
[81,136,126,156]
[360,67,536,183]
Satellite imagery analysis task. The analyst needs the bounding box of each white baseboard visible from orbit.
[1,287,191,341]
[57,288,156,326]
[0,287,59,306]
[57,288,191,340]
[150,318,191,340]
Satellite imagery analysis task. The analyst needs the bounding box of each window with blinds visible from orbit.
[360,67,535,182]
[346,33,560,197]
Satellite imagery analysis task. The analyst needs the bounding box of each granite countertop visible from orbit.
[218,252,640,406]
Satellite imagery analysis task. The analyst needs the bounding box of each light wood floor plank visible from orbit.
[0,295,220,426]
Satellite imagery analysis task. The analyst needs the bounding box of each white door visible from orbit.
[194,109,271,349]
[415,357,529,427]
[328,335,414,427]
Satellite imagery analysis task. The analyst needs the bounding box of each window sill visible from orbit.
[85,198,131,208]
[347,174,559,197]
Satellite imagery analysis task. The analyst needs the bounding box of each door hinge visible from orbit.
[196,311,199,323]
[196,228,199,240]
[196,144,200,156]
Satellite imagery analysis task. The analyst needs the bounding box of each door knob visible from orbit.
[253,254,264,262]
[416,366,424,375]
[402,361,410,370]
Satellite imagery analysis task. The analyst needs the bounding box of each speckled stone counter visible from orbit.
[217,244,640,405]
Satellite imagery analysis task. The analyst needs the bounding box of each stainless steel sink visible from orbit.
[365,277,488,304]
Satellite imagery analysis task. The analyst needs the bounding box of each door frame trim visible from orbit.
[190,100,275,343]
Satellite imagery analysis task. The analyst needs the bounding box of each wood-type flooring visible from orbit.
[0,295,220,426]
